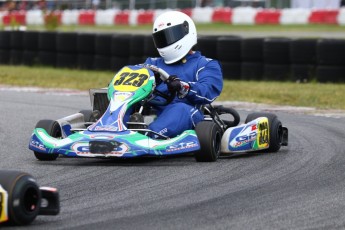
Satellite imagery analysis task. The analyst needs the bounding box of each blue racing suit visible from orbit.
[144,51,223,138]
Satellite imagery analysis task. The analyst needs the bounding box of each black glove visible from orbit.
[166,75,190,98]
[166,75,182,92]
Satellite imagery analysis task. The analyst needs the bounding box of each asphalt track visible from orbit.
[1,89,345,230]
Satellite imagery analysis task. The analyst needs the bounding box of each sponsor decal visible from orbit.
[166,141,198,152]
[29,140,46,151]
[89,135,117,139]
[0,185,8,223]
[94,126,119,132]
[72,142,129,156]
[257,119,269,148]
[114,92,134,102]
[232,132,257,148]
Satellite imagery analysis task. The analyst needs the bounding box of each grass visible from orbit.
[24,23,345,35]
[1,65,344,110]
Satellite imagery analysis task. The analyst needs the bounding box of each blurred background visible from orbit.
[0,0,345,11]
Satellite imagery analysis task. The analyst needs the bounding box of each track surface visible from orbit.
[1,90,345,230]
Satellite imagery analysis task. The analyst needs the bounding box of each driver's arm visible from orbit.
[185,60,223,105]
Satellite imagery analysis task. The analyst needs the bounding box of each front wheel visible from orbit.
[0,171,41,225]
[194,121,222,162]
[245,112,283,152]
[33,120,60,161]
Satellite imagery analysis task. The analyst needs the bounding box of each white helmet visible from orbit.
[152,11,197,64]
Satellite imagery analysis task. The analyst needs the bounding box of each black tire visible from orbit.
[241,62,263,80]
[144,34,159,57]
[317,39,345,66]
[0,170,41,225]
[263,37,291,64]
[263,64,291,81]
[245,112,283,152]
[77,33,95,54]
[291,64,315,82]
[217,36,242,62]
[22,50,38,66]
[128,56,146,65]
[56,32,78,53]
[194,121,222,162]
[95,33,112,56]
[94,55,112,70]
[37,51,56,67]
[315,65,345,83]
[111,34,131,58]
[290,38,317,65]
[38,31,57,51]
[10,50,23,65]
[195,35,218,59]
[56,53,78,69]
[111,56,129,72]
[220,61,241,80]
[23,31,39,51]
[78,54,94,70]
[0,31,12,50]
[241,37,264,62]
[0,49,10,64]
[33,120,60,161]
[10,31,24,50]
[130,34,145,57]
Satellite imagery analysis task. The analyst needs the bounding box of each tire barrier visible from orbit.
[22,31,39,66]
[0,30,344,83]
[0,31,11,64]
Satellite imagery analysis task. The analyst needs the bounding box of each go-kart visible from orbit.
[29,64,288,162]
[0,170,59,225]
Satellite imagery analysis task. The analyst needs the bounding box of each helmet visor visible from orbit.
[152,21,189,48]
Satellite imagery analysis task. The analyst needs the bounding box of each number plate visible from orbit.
[112,66,150,92]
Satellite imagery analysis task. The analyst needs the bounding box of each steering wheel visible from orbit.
[143,64,176,106]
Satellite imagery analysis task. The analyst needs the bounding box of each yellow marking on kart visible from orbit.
[257,117,269,149]
[0,185,8,223]
[112,66,150,92]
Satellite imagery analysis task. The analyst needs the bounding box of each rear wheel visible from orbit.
[245,112,283,152]
[33,120,60,161]
[194,121,222,162]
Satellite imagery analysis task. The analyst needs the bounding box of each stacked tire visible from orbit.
[263,37,291,81]
[216,36,242,80]
[56,32,78,68]
[77,33,95,70]
[290,38,317,82]
[93,33,112,71]
[241,37,264,80]
[316,39,345,83]
[0,31,11,64]
[38,31,57,67]
[111,33,131,71]
[22,31,40,66]
[10,31,24,65]
[129,34,147,65]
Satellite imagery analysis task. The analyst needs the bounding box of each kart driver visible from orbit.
[144,11,223,138]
